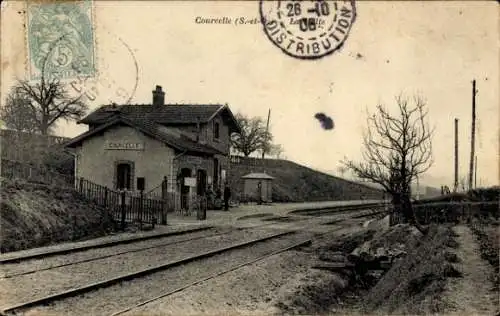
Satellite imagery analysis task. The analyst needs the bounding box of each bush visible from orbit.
[40,148,74,175]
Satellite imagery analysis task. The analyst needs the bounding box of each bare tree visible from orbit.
[343,94,433,234]
[231,113,273,157]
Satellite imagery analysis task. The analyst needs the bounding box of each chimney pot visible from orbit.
[152,85,165,106]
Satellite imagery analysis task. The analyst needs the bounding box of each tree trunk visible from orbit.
[390,193,404,225]
[402,195,428,235]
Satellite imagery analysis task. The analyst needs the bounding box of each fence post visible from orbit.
[79,177,83,194]
[161,177,167,225]
[102,188,109,229]
[151,199,156,229]
[104,188,108,209]
[139,191,143,230]
[121,191,126,231]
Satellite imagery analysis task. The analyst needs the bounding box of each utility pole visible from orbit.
[454,118,459,192]
[474,155,478,189]
[262,109,271,159]
[468,79,477,191]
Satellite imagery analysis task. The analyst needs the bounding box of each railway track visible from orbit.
[1,229,304,315]
[1,225,350,316]
[0,204,386,315]
[1,204,383,277]
[0,226,214,264]
[0,217,334,279]
[289,202,388,217]
[1,226,240,279]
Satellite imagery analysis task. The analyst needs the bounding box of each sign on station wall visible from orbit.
[105,141,145,150]
[184,177,197,187]
[183,156,202,165]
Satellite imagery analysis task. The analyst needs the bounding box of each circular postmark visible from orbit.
[37,28,139,105]
[259,0,356,60]
[72,28,139,105]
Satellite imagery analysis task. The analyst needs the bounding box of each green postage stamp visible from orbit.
[27,0,95,80]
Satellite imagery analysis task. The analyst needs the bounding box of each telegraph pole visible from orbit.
[262,109,271,159]
[468,80,477,191]
[474,155,478,189]
[454,118,459,192]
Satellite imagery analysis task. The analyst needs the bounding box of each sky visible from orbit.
[1,1,498,188]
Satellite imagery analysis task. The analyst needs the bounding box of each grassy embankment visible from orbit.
[228,156,385,202]
[275,222,461,315]
[0,177,115,253]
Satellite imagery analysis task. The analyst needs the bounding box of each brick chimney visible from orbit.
[152,85,165,106]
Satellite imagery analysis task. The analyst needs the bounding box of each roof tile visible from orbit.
[79,104,223,125]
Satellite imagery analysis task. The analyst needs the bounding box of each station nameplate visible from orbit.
[105,141,145,150]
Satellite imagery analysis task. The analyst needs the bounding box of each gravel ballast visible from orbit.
[0,227,285,309]
[20,232,311,316]
[0,227,231,277]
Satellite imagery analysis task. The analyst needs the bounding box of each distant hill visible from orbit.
[228,156,385,202]
[317,169,442,200]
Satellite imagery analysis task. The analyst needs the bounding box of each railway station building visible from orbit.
[65,85,241,207]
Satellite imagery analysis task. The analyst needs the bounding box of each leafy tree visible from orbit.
[343,94,433,234]
[260,142,285,159]
[270,143,285,159]
[8,75,88,135]
[3,41,88,135]
[0,89,39,134]
[337,166,348,177]
[231,113,274,157]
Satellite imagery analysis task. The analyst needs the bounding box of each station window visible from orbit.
[213,121,220,140]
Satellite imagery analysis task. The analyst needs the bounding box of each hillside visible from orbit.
[228,156,385,202]
[0,177,115,253]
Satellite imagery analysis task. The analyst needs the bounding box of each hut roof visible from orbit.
[241,173,275,180]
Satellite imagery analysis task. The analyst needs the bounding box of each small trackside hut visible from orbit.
[241,172,274,204]
[65,85,241,216]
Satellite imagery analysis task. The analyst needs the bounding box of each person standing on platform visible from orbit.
[257,181,262,205]
[223,184,231,211]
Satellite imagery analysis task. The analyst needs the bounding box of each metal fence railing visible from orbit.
[76,178,166,229]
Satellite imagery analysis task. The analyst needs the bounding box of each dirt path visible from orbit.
[442,225,498,316]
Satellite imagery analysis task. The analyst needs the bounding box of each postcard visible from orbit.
[0,1,498,316]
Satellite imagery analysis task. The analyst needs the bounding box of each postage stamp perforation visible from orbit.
[22,1,30,81]
[26,0,96,80]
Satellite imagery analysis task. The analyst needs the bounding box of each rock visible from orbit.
[318,251,347,263]
[366,269,384,279]
[363,219,375,228]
